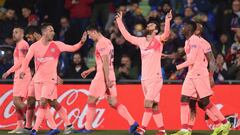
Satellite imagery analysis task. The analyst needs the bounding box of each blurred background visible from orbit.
[0,0,240,84]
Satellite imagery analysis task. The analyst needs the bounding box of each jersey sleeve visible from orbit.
[21,45,34,73]
[6,42,29,74]
[160,18,171,42]
[97,41,110,57]
[56,41,82,52]
[176,40,200,70]
[116,17,143,46]
[203,40,212,54]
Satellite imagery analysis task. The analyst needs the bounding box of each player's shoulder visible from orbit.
[30,40,41,49]
[98,36,112,47]
[18,39,29,48]
[154,35,161,42]
[199,37,211,48]
[189,35,200,47]
[52,40,62,44]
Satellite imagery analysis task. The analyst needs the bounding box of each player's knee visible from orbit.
[27,97,35,107]
[87,96,98,104]
[13,98,21,108]
[198,97,210,110]
[152,102,159,111]
[108,98,118,109]
[49,100,57,108]
[109,102,117,108]
[144,100,153,108]
[189,99,197,113]
[181,95,191,103]
[40,99,48,107]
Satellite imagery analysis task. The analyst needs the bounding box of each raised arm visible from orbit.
[58,32,87,52]
[176,44,199,70]
[160,10,172,42]
[115,12,140,46]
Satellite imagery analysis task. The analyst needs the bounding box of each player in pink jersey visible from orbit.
[20,23,87,135]
[171,21,231,135]
[115,10,172,135]
[78,24,138,134]
[2,26,32,134]
[188,23,226,134]
[23,26,73,135]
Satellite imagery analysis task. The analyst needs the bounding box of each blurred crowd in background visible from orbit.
[0,0,240,82]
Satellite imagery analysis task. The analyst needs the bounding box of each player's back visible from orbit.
[94,36,116,81]
[185,35,209,78]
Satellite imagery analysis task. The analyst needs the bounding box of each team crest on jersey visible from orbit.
[51,48,55,52]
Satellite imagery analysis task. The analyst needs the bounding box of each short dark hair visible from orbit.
[25,26,41,35]
[147,20,161,34]
[13,24,24,30]
[22,5,32,11]
[40,23,52,31]
[86,23,101,32]
[185,20,197,33]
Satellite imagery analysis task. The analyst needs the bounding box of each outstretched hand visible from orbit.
[165,9,173,21]
[115,11,123,20]
[81,31,88,44]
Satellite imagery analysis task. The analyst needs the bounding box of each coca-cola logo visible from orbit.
[0,88,106,129]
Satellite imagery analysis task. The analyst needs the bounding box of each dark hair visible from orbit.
[22,5,32,11]
[25,26,41,35]
[147,20,161,34]
[185,20,197,33]
[13,24,24,30]
[40,23,52,31]
[86,23,101,32]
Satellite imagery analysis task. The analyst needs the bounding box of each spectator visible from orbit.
[165,47,187,80]
[171,14,184,41]
[59,16,70,42]
[230,0,240,29]
[216,33,231,56]
[226,28,240,66]
[0,8,16,45]
[133,23,145,37]
[58,16,78,44]
[64,0,93,35]
[21,6,39,27]
[183,7,195,22]
[85,46,96,68]
[183,0,198,12]
[0,48,13,78]
[116,54,139,80]
[228,51,240,79]
[147,8,161,22]
[90,0,111,29]
[214,54,228,83]
[65,53,89,79]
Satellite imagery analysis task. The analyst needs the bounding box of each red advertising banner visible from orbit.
[0,84,239,130]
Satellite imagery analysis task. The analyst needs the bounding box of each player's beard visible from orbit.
[145,29,156,36]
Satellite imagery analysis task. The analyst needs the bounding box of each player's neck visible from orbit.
[146,33,156,41]
[41,37,50,46]
[36,35,42,41]
[185,33,193,40]
[96,33,103,42]
[16,38,23,44]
